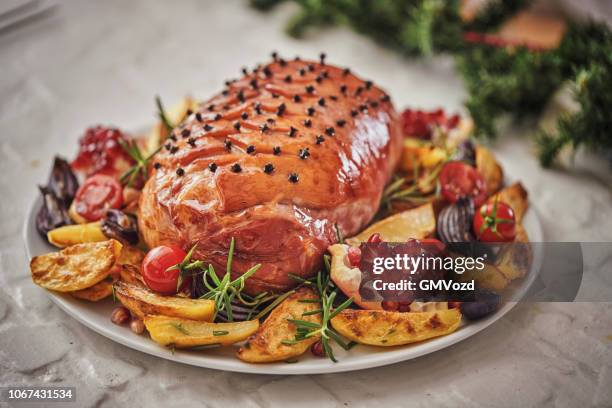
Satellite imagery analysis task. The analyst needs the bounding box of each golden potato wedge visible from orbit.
[117,245,145,267]
[495,223,532,281]
[119,264,145,286]
[347,203,435,245]
[30,240,122,292]
[488,182,529,223]
[71,276,116,301]
[144,315,259,348]
[114,281,215,321]
[47,222,107,248]
[457,261,510,291]
[237,287,321,363]
[476,145,504,194]
[331,308,461,346]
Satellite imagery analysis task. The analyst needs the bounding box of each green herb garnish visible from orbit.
[170,322,189,335]
[198,237,262,322]
[119,140,162,187]
[284,264,353,362]
[213,330,229,336]
[155,95,174,134]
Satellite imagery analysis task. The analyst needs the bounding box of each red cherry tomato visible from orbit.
[473,201,516,242]
[142,245,190,294]
[439,161,487,207]
[74,175,123,221]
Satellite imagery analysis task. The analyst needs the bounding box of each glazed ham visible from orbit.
[139,55,403,294]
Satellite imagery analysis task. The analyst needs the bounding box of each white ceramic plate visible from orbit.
[23,194,543,374]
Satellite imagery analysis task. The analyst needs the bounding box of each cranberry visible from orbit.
[311,340,326,357]
[381,301,399,311]
[397,302,411,312]
[448,301,462,309]
[367,233,382,244]
[71,126,135,178]
[347,247,361,267]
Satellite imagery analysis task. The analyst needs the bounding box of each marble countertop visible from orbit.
[1,1,611,407]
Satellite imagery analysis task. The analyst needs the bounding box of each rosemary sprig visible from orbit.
[198,238,262,322]
[119,140,161,187]
[166,244,205,292]
[156,95,174,134]
[285,261,353,362]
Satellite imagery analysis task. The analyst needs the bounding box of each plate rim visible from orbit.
[22,193,543,375]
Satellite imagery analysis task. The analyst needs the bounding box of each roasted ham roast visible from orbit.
[139,55,402,294]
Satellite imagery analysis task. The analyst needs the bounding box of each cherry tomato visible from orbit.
[142,245,189,294]
[473,201,516,242]
[439,161,487,207]
[74,175,123,221]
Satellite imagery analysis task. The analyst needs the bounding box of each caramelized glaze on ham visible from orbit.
[139,57,402,294]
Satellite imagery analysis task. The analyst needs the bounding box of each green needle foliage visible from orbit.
[251,0,612,166]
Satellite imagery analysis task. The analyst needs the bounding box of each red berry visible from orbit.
[311,340,326,357]
[381,301,399,311]
[397,302,411,312]
[71,126,135,178]
[367,233,382,244]
[448,301,462,309]
[347,247,362,267]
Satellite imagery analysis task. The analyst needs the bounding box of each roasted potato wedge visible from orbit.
[347,203,435,245]
[457,261,510,291]
[119,264,145,286]
[117,245,145,267]
[488,182,529,223]
[331,308,461,346]
[457,223,531,289]
[237,287,321,363]
[476,145,503,194]
[144,315,259,348]
[71,276,116,301]
[30,240,122,292]
[114,281,215,321]
[47,222,107,248]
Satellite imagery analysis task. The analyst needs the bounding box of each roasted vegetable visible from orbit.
[47,222,107,248]
[30,240,122,292]
[475,145,503,194]
[328,243,383,311]
[144,315,259,348]
[437,197,475,243]
[113,281,215,321]
[36,186,73,237]
[488,182,528,224]
[36,157,79,237]
[237,287,321,363]
[101,209,139,245]
[347,203,436,245]
[331,308,462,346]
[119,264,145,286]
[71,276,116,301]
[460,289,501,320]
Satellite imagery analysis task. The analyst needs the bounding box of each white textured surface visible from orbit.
[0,1,611,407]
